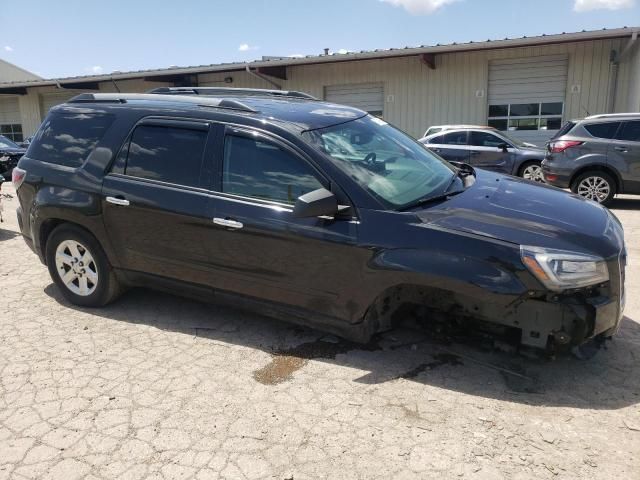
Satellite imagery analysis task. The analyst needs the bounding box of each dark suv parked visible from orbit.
[13,88,626,353]
[542,114,640,205]
[419,127,546,182]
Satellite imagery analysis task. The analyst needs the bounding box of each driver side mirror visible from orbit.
[292,188,339,218]
[498,143,509,152]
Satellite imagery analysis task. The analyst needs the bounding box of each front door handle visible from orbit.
[614,146,629,153]
[213,217,244,229]
[106,196,130,206]
[470,150,481,156]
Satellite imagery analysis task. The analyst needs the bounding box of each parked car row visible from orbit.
[418,126,545,182]
[0,135,26,180]
[12,87,626,354]
[419,113,640,206]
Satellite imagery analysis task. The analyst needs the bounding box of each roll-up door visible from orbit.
[0,96,23,142]
[325,83,384,117]
[487,55,568,145]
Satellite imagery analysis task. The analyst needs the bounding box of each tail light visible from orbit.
[549,140,583,153]
[12,167,26,190]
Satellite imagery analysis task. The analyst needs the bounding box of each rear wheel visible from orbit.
[45,224,121,307]
[518,161,544,182]
[570,171,616,206]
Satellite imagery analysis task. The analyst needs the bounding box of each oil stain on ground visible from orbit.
[253,338,380,385]
[398,353,463,379]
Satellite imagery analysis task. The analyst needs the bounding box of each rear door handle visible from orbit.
[213,217,244,229]
[614,146,629,153]
[106,196,130,206]
[470,150,481,155]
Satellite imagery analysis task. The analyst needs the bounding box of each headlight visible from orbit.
[520,246,609,291]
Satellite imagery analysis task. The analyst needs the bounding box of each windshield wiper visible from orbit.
[398,187,465,211]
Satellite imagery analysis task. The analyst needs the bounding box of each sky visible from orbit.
[0,0,638,79]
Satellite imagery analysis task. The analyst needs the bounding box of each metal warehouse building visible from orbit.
[0,27,639,145]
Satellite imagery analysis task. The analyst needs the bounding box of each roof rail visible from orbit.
[67,93,258,113]
[585,112,640,120]
[147,86,317,100]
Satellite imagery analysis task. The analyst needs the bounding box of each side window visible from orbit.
[469,131,506,148]
[222,134,323,204]
[124,125,207,187]
[27,112,115,168]
[616,121,640,142]
[584,122,621,139]
[427,134,445,144]
[442,131,467,145]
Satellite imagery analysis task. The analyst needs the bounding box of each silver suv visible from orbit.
[542,113,640,205]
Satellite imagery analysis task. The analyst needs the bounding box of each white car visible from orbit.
[422,124,493,138]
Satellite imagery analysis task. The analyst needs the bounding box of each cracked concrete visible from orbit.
[1,185,639,479]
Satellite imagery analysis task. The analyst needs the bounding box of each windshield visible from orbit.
[303,115,456,209]
[499,131,531,148]
[0,136,19,149]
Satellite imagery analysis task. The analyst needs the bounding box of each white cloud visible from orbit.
[238,43,259,52]
[4,46,13,52]
[574,0,635,11]
[91,66,103,74]
[337,48,351,54]
[288,53,305,58]
[379,0,458,14]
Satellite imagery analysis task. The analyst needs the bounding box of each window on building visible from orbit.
[616,121,640,142]
[124,125,207,187]
[223,134,323,204]
[584,122,621,140]
[488,102,564,133]
[27,113,115,168]
[0,124,23,143]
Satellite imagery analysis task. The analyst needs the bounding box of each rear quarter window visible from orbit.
[583,122,621,140]
[27,112,115,168]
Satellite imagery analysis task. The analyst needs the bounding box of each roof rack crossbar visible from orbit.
[147,86,317,100]
[67,93,258,113]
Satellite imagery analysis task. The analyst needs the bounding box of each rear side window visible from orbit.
[427,131,467,145]
[222,134,323,204]
[584,122,620,139]
[124,125,207,187]
[616,121,640,142]
[27,112,114,168]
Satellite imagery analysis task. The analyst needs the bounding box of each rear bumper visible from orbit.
[541,160,573,189]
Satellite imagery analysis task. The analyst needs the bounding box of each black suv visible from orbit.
[542,114,640,205]
[13,88,626,353]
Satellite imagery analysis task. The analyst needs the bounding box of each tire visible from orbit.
[570,171,616,206]
[518,161,544,183]
[45,224,121,307]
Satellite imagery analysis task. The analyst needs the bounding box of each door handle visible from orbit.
[470,150,481,155]
[106,196,130,206]
[614,146,629,153]
[213,217,244,229]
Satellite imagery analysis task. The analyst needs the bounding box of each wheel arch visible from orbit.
[39,218,110,267]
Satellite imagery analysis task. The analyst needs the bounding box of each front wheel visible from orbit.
[45,224,121,307]
[519,161,544,183]
[570,171,616,206]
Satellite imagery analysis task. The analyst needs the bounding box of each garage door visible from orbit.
[0,96,23,142]
[40,92,77,118]
[325,83,384,117]
[487,55,568,145]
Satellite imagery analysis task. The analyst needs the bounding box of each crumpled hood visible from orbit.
[415,169,623,258]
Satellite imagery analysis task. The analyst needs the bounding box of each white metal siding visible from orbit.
[324,83,384,114]
[0,96,20,124]
[40,92,77,118]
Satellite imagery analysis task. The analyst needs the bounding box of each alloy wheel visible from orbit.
[522,164,544,182]
[55,240,99,296]
[576,176,611,203]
